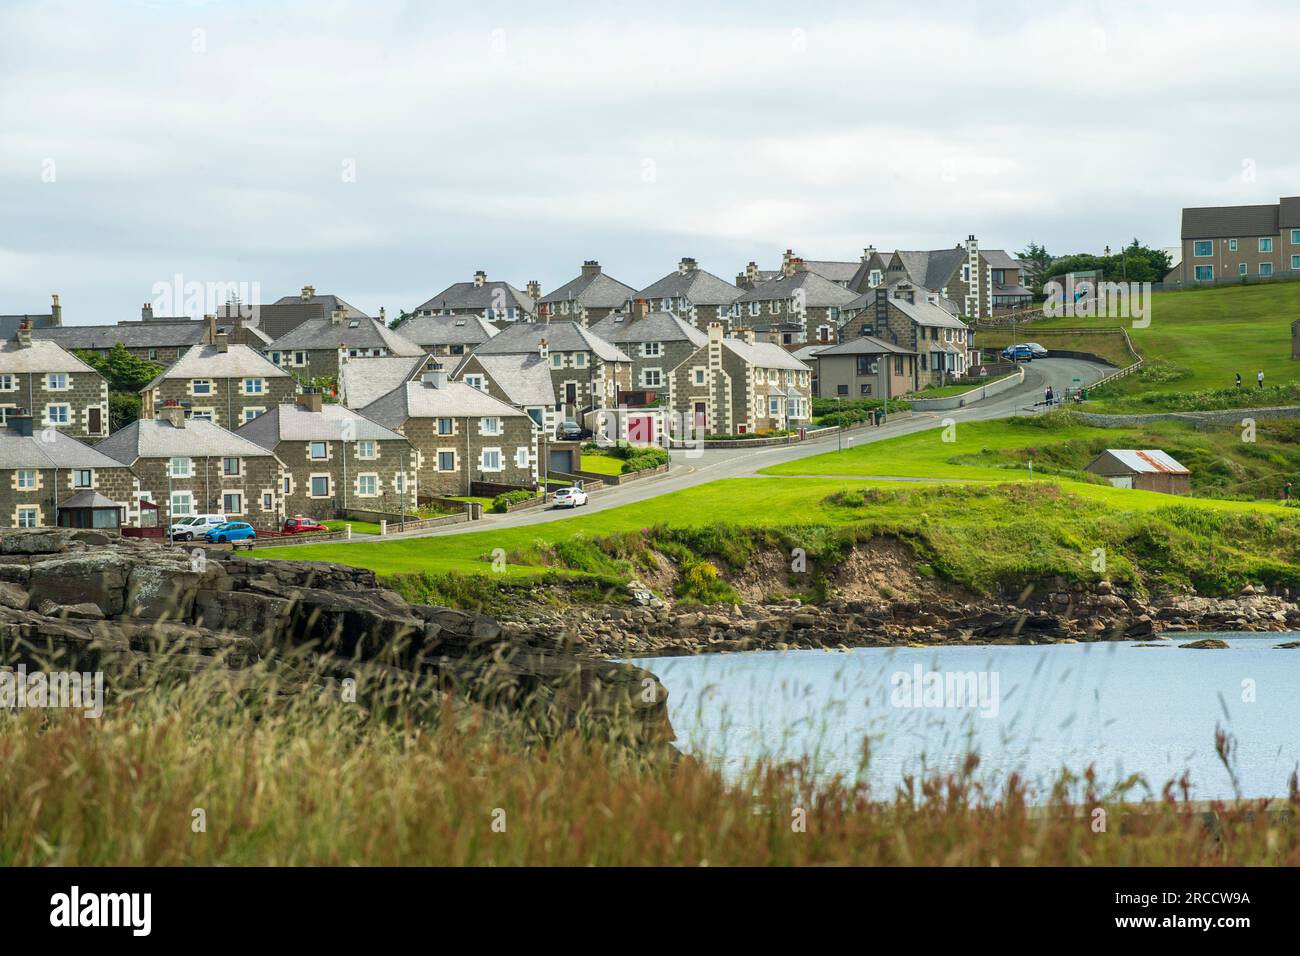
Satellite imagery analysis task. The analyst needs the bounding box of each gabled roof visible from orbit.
[720,338,810,371]
[1091,449,1189,475]
[815,334,914,356]
[363,379,529,429]
[95,418,279,464]
[589,311,708,348]
[0,313,58,340]
[33,321,206,351]
[457,353,556,407]
[270,291,369,320]
[393,313,498,348]
[0,339,97,374]
[635,266,743,307]
[798,259,860,284]
[415,280,535,315]
[338,355,432,410]
[848,286,968,329]
[141,344,290,391]
[1181,203,1279,239]
[267,316,424,356]
[734,271,859,308]
[235,403,406,447]
[539,269,637,310]
[0,427,127,470]
[982,249,1020,270]
[889,248,968,290]
[471,320,631,363]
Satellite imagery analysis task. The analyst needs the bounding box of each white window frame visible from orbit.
[1259,237,1273,253]
[480,417,501,436]
[169,456,193,478]
[515,447,530,468]
[480,448,503,472]
[243,377,265,395]
[1260,262,1274,277]
[46,404,70,425]
[17,469,37,490]
[357,440,376,460]
[170,491,194,517]
[1193,265,1214,282]
[191,379,212,396]
[46,373,68,391]
[16,506,39,529]
[357,473,378,497]
[222,492,243,515]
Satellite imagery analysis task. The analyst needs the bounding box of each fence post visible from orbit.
[378,519,386,536]
[346,523,353,539]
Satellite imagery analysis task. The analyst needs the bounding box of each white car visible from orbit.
[168,514,228,541]
[552,487,589,509]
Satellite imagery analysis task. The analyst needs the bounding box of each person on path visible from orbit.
[1258,369,1265,388]
[1236,372,1242,388]
[1285,480,1293,502]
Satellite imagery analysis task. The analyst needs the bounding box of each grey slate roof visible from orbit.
[267,316,424,356]
[270,292,369,320]
[0,427,127,470]
[363,379,528,429]
[218,302,325,340]
[816,334,915,356]
[457,353,556,408]
[33,321,205,351]
[798,259,860,284]
[338,355,431,410]
[721,338,809,371]
[982,249,1020,270]
[539,271,637,310]
[588,311,708,348]
[1281,197,1300,228]
[635,267,743,307]
[0,313,58,340]
[58,489,124,509]
[734,271,859,308]
[890,248,967,290]
[1181,203,1280,239]
[235,403,406,447]
[0,339,97,374]
[415,280,536,315]
[471,321,631,363]
[846,282,962,318]
[141,344,291,391]
[393,313,499,348]
[95,418,279,464]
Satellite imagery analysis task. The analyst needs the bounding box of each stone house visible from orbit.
[632,258,744,333]
[235,391,417,520]
[848,236,994,320]
[668,325,812,436]
[413,271,539,324]
[454,320,631,433]
[809,335,917,401]
[589,300,708,394]
[95,402,287,527]
[839,281,972,389]
[0,412,139,529]
[265,309,424,383]
[732,258,859,345]
[538,261,638,327]
[0,324,110,439]
[139,337,297,429]
[389,313,499,358]
[984,249,1034,310]
[362,367,538,497]
[0,292,63,340]
[449,352,555,431]
[737,250,862,290]
[34,315,205,364]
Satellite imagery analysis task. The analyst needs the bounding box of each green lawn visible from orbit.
[323,519,383,535]
[579,453,624,476]
[914,372,1017,399]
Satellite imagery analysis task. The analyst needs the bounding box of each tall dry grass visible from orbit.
[2,651,1298,866]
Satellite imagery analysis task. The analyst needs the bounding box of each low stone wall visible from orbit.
[669,419,889,450]
[1072,405,1300,430]
[557,463,670,486]
[423,496,482,520]
[377,512,471,534]
[909,367,1024,411]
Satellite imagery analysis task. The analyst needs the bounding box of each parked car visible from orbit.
[555,420,586,441]
[551,487,589,509]
[281,516,328,534]
[205,522,256,544]
[168,514,228,541]
[1022,342,1049,358]
[1002,344,1035,362]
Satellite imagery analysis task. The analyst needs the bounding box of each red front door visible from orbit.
[693,402,707,430]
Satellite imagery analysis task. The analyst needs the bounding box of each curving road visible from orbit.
[355,357,1109,541]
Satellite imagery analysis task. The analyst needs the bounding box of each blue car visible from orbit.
[205,521,256,544]
[1002,344,1034,362]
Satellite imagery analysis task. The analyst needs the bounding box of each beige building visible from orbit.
[0,324,110,439]
[140,338,297,428]
[733,258,860,345]
[811,335,917,401]
[1164,197,1300,286]
[840,281,972,389]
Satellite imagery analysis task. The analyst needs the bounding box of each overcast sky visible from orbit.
[3,0,1298,324]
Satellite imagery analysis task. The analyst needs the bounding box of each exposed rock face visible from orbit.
[0,531,672,745]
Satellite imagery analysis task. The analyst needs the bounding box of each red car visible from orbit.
[281,516,328,534]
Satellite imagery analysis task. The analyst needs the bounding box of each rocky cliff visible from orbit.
[0,530,673,745]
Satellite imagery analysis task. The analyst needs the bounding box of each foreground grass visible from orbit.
[4,661,1296,865]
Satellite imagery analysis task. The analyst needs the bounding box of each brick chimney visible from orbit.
[50,294,62,327]
[330,307,345,325]
[142,302,154,321]
[632,298,649,322]
[678,257,698,275]
[301,285,315,301]
[204,313,218,344]
[297,388,323,413]
[473,271,487,288]
[15,320,32,349]
[580,260,601,278]
[538,337,549,358]
[527,280,541,301]
[215,331,229,353]
[160,399,186,429]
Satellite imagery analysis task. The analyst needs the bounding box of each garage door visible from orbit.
[552,450,573,473]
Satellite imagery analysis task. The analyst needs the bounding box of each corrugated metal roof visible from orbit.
[1106,449,1189,474]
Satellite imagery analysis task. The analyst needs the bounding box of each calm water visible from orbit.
[631,633,1300,800]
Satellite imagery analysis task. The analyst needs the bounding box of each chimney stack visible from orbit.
[420,363,448,389]
[527,280,541,301]
[473,270,487,288]
[8,409,33,437]
[707,321,723,343]
[160,399,186,429]
[378,306,386,324]
[301,285,315,301]
[678,257,697,275]
[580,260,601,278]
[50,294,62,327]
[330,307,345,325]
[632,298,649,322]
[861,246,876,261]
[215,331,229,353]
[204,313,218,344]
[297,388,323,413]
[738,328,756,345]
[15,321,32,349]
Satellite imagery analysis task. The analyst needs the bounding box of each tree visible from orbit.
[1016,241,1054,295]
[389,309,411,331]
[75,344,164,430]
[1041,240,1171,286]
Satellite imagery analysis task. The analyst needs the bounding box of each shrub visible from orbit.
[620,447,669,473]
[491,489,537,513]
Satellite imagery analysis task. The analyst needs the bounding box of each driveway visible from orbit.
[360,357,1109,541]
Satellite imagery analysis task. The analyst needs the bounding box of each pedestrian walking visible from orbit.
[1045,385,1054,405]
[1285,480,1293,501]
[1258,369,1265,388]
[1235,372,1241,388]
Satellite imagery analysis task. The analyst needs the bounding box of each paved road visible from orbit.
[352,357,1107,542]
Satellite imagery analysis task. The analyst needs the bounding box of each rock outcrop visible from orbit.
[0,531,672,745]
